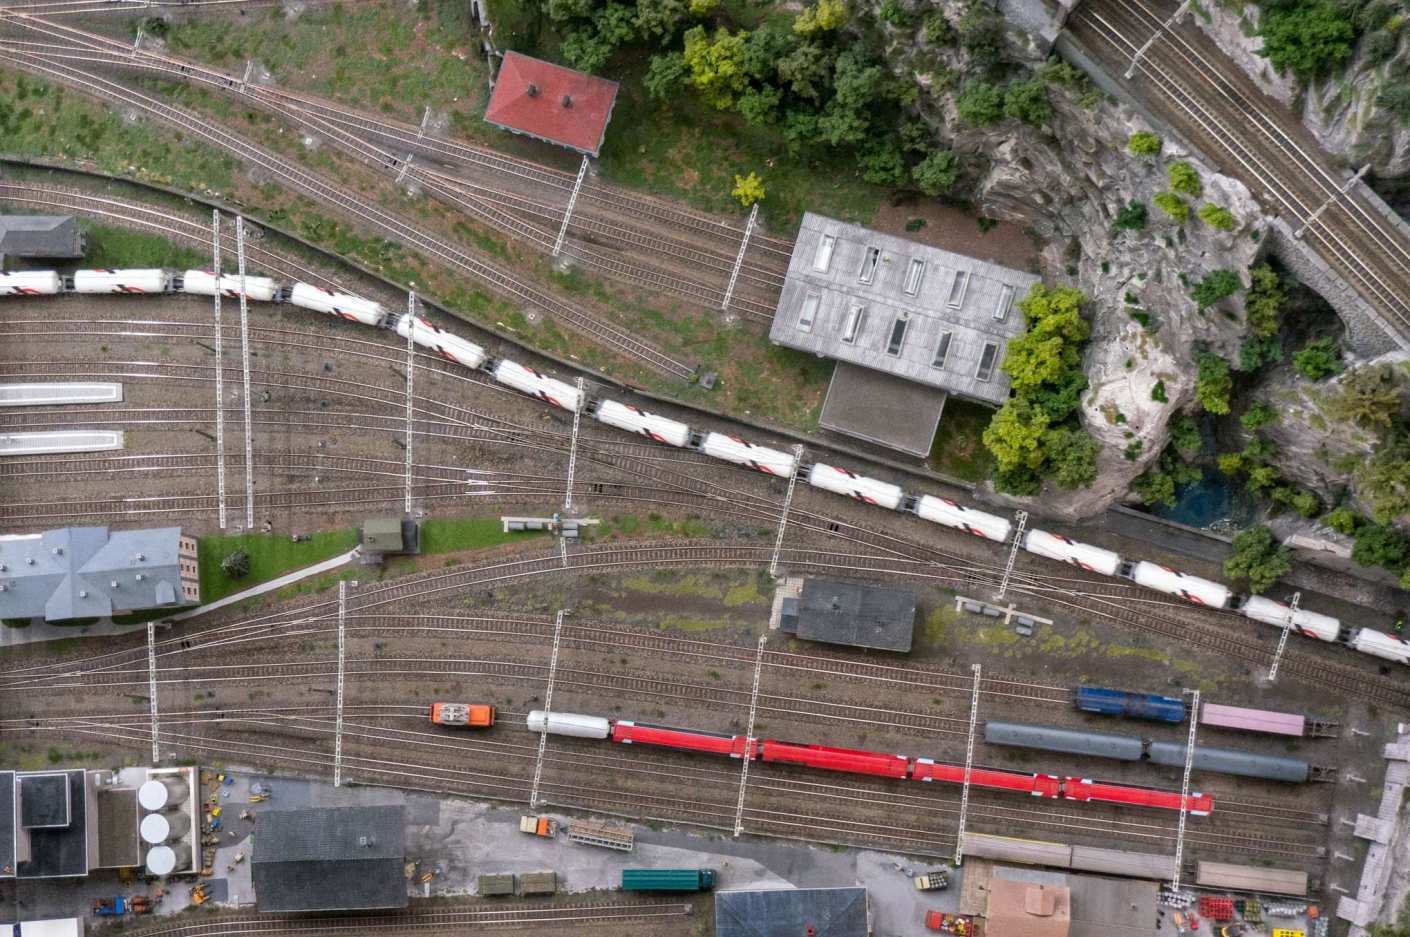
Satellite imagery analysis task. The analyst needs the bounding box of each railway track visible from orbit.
[1067,0,1410,344]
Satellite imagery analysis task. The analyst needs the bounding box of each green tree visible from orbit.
[1224,526,1292,593]
[1190,269,1241,308]
[221,550,251,579]
[1239,335,1283,371]
[818,51,889,146]
[1325,507,1363,535]
[682,25,749,109]
[1003,78,1051,126]
[957,79,1004,126]
[1002,284,1089,392]
[1153,191,1189,223]
[922,12,955,44]
[737,85,782,124]
[731,172,765,207]
[1045,427,1101,488]
[1292,336,1343,380]
[1244,263,1285,339]
[912,150,960,196]
[793,0,846,35]
[635,0,689,37]
[1326,364,1402,430]
[740,21,794,79]
[857,137,907,186]
[1241,401,1276,430]
[1170,412,1202,453]
[776,41,831,101]
[1111,200,1148,232]
[1257,0,1357,82]
[1352,522,1410,575]
[1356,431,1410,524]
[1127,130,1162,156]
[1195,352,1233,415]
[1198,203,1236,230]
[1379,82,1410,122]
[643,52,689,99]
[1168,161,1203,197]
[956,0,1006,73]
[983,397,1052,473]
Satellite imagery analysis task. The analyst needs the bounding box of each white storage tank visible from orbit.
[806,464,903,510]
[593,399,691,448]
[0,270,63,295]
[492,359,582,412]
[181,269,279,302]
[1350,628,1410,665]
[140,813,170,845]
[145,845,177,876]
[915,495,1012,541]
[527,710,611,739]
[138,779,169,812]
[287,282,387,325]
[1023,529,1121,577]
[394,314,488,370]
[701,432,798,477]
[72,268,170,294]
[1241,595,1341,642]
[1131,561,1232,608]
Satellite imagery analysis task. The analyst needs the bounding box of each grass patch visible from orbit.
[419,517,540,554]
[79,220,209,270]
[928,397,996,482]
[197,529,359,603]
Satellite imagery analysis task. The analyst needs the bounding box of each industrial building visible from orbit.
[779,577,916,652]
[0,215,85,266]
[252,806,408,912]
[714,886,869,937]
[1,920,84,937]
[0,526,200,623]
[483,51,619,157]
[769,213,1039,456]
[962,861,1158,937]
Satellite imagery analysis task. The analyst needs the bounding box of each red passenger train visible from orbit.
[607,720,1210,815]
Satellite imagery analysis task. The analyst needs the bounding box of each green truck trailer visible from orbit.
[620,868,717,892]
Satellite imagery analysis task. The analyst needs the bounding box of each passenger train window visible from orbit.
[993,283,1015,321]
[813,234,836,273]
[947,270,969,308]
[858,246,882,284]
[903,258,926,296]
[797,291,820,332]
[931,331,952,370]
[975,341,1000,381]
[885,313,909,357]
[840,304,866,344]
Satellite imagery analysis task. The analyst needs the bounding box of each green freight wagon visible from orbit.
[478,873,515,897]
[620,868,717,892]
[518,870,558,896]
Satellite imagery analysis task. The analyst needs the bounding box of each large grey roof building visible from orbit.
[715,887,869,937]
[253,806,407,912]
[0,527,199,623]
[0,216,85,263]
[0,770,88,879]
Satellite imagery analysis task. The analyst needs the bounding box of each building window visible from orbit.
[993,283,1015,321]
[797,291,820,332]
[886,313,910,357]
[947,270,969,308]
[976,341,1000,381]
[903,258,926,296]
[931,331,952,370]
[840,304,866,344]
[858,246,881,285]
[813,234,836,273]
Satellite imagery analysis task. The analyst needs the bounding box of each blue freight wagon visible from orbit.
[1073,686,1185,723]
[621,868,717,892]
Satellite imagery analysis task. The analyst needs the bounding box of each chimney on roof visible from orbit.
[136,552,146,562]
[78,590,87,598]
[527,83,539,97]
[52,547,63,556]
[562,94,573,108]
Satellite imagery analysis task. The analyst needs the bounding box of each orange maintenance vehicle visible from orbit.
[429,702,495,728]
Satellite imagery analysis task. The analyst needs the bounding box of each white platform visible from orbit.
[0,430,125,455]
[0,382,123,407]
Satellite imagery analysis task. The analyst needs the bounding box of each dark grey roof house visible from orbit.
[715,887,869,937]
[0,526,200,623]
[780,578,916,652]
[0,216,85,263]
[1,769,89,879]
[769,213,1040,455]
[253,806,407,912]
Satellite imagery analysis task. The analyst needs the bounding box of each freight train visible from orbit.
[528,710,1212,814]
[6,267,1407,669]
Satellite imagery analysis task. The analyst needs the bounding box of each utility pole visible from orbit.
[994,511,1028,601]
[334,580,347,787]
[210,210,227,530]
[954,663,982,865]
[1171,689,1201,892]
[769,446,806,579]
[563,377,585,512]
[147,620,160,764]
[553,156,590,257]
[404,292,415,516]
[721,203,759,316]
[735,633,767,836]
[1125,0,1191,78]
[1267,591,1302,683]
[530,610,566,807]
[1295,165,1371,238]
[236,216,254,530]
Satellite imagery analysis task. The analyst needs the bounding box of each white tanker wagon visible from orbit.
[701,432,799,477]
[493,359,582,412]
[1240,595,1342,642]
[1023,529,1121,577]
[287,282,388,325]
[395,314,489,369]
[72,268,170,294]
[806,464,904,510]
[181,270,280,302]
[914,494,1012,541]
[593,399,691,448]
[0,271,63,295]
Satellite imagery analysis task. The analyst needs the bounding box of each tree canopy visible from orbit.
[1257,0,1358,82]
[1223,526,1292,593]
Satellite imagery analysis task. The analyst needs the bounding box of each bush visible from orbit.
[1257,0,1358,82]
[731,172,765,206]
[1133,445,1202,506]
[912,150,960,196]
[1241,401,1276,430]
[1170,412,1202,453]
[1239,335,1283,372]
[1292,337,1343,380]
[793,0,846,35]
[1363,29,1399,65]
[644,52,689,99]
[1153,191,1190,223]
[983,396,1051,473]
[1379,82,1410,122]
[1168,161,1203,197]
[1003,78,1051,126]
[1325,507,1363,535]
[1356,430,1410,524]
[1046,427,1102,488]
[1224,526,1292,593]
[1190,269,1241,308]
[1151,379,1168,403]
[1111,200,1149,232]
[1326,364,1402,430]
[1352,522,1410,575]
[1195,352,1233,414]
[957,79,1005,126]
[922,12,955,44]
[956,0,1006,73]
[1198,203,1236,230]
[1127,130,1162,156]
[221,550,251,579]
[1244,263,1285,339]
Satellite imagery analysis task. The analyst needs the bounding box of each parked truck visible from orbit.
[93,897,129,916]
[429,702,495,728]
[621,868,716,892]
[520,815,558,838]
[913,869,950,891]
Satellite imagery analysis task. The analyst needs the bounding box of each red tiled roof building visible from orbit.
[483,51,620,157]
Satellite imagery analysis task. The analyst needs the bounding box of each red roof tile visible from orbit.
[484,51,620,157]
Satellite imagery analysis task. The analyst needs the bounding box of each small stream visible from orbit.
[1147,465,1257,533]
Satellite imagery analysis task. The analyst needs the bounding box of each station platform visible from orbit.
[0,430,125,455]
[0,382,123,406]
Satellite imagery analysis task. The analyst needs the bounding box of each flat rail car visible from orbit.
[1199,704,1305,737]
[1196,861,1308,896]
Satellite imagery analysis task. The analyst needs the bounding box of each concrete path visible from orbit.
[168,548,360,622]
[0,615,144,649]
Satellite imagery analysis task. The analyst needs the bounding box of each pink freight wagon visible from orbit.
[1199,704,1304,737]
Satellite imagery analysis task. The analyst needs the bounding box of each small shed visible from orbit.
[780,578,916,652]
[484,51,620,157]
[251,806,406,912]
[0,216,85,264]
[359,517,419,558]
[715,887,869,937]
